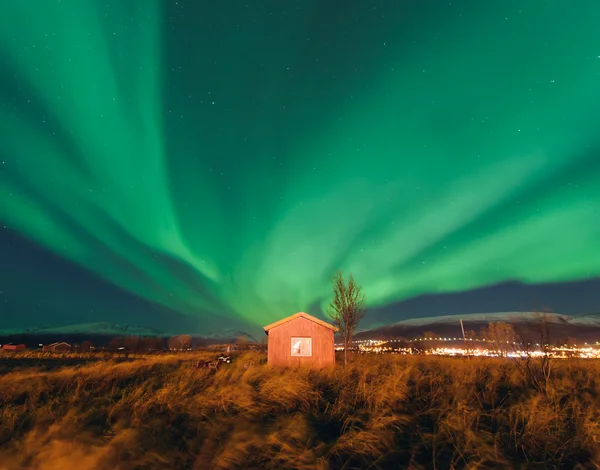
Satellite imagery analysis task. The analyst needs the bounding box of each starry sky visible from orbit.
[1,0,600,336]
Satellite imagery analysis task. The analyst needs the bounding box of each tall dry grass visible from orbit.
[1,352,600,469]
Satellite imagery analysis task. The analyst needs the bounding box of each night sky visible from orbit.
[1,0,600,336]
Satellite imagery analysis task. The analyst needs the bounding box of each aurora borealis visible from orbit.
[1,1,600,333]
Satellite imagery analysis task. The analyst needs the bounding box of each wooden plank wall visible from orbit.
[267,316,335,368]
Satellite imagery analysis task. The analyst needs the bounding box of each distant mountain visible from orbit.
[355,312,600,343]
[0,322,166,337]
[387,312,600,327]
[0,323,258,346]
[200,330,259,342]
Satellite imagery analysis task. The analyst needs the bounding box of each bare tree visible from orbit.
[480,322,516,357]
[124,336,141,352]
[140,337,162,352]
[168,334,192,350]
[562,337,577,359]
[463,329,477,356]
[512,312,553,397]
[236,336,248,350]
[464,329,477,340]
[327,271,365,366]
[423,331,436,341]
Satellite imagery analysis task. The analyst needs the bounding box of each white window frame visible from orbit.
[291,337,312,357]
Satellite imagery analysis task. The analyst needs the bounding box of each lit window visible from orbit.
[291,337,312,357]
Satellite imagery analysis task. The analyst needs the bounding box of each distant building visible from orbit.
[42,342,71,352]
[263,312,338,368]
[1,344,26,351]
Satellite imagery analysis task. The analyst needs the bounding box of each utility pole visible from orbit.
[460,319,469,359]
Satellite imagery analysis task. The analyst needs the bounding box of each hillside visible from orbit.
[0,322,257,347]
[356,312,600,343]
[0,323,166,337]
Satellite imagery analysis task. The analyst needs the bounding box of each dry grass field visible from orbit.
[1,351,600,469]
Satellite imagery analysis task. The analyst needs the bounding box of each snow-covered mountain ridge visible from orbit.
[0,322,257,341]
[354,311,600,341]
[390,312,600,328]
[0,323,166,336]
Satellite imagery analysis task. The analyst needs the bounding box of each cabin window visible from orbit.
[291,337,312,357]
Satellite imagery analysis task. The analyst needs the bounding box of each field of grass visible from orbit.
[1,351,600,469]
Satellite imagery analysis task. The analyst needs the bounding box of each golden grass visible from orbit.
[1,352,600,469]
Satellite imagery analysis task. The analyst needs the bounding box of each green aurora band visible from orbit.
[1,0,600,328]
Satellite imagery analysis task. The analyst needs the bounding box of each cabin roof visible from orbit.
[263,312,339,333]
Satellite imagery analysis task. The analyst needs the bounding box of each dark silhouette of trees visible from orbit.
[106,336,164,352]
[168,334,192,350]
[108,337,126,351]
[80,340,94,351]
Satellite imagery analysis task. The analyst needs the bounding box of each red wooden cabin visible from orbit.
[263,312,338,368]
[1,344,26,351]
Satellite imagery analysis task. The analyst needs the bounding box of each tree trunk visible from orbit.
[344,340,348,366]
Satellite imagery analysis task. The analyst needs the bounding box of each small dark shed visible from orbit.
[263,312,338,368]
